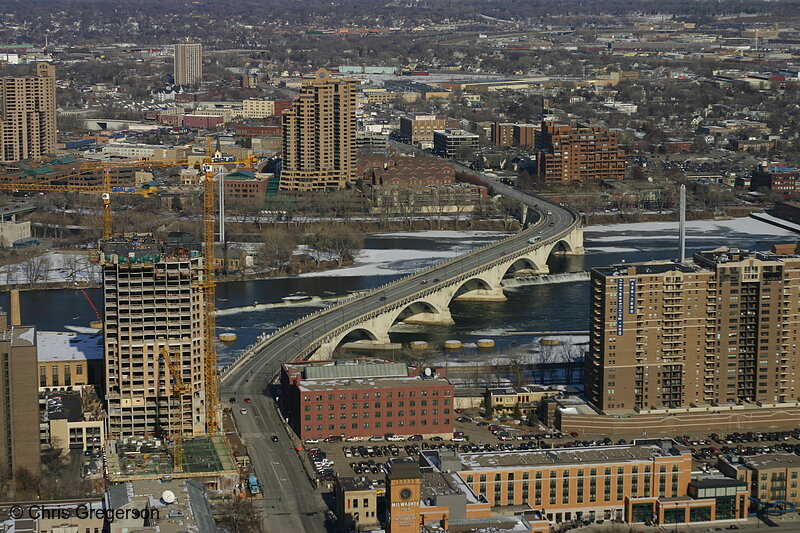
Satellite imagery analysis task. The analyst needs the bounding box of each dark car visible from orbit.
[271,435,279,442]
[229,397,236,403]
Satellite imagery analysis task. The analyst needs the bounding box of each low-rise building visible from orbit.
[399,114,447,147]
[433,129,480,159]
[243,98,276,119]
[40,387,105,454]
[37,330,104,389]
[718,453,800,506]
[751,164,799,196]
[280,358,455,441]
[335,476,380,531]
[485,386,560,417]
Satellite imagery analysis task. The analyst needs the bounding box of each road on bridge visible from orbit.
[220,156,580,532]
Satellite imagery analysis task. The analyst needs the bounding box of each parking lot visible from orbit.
[298,408,800,488]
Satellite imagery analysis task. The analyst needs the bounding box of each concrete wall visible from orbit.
[559,405,800,436]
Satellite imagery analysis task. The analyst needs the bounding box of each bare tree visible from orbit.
[22,253,51,287]
[216,496,264,533]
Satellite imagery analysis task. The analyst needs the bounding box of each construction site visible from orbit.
[105,435,238,489]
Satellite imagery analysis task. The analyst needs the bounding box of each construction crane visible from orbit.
[160,345,188,473]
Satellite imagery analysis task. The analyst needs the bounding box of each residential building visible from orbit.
[718,453,800,505]
[490,122,514,147]
[399,114,447,147]
[280,358,455,441]
[433,129,480,159]
[0,63,56,162]
[280,68,357,191]
[37,330,104,389]
[335,476,380,531]
[514,123,537,149]
[243,98,275,119]
[173,42,203,86]
[384,441,746,531]
[585,247,800,414]
[537,121,626,184]
[94,235,207,439]
[0,291,41,478]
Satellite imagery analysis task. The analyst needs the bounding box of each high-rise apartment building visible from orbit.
[0,63,56,163]
[173,42,203,86]
[586,247,800,413]
[0,292,41,478]
[95,236,207,439]
[280,69,356,191]
[537,121,626,184]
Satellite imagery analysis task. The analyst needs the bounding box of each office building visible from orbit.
[433,129,480,159]
[399,114,447,147]
[537,121,626,184]
[94,235,207,439]
[383,440,746,532]
[586,247,800,413]
[280,358,455,441]
[750,163,799,196]
[173,42,203,86]
[280,68,357,191]
[0,63,56,163]
[0,291,41,478]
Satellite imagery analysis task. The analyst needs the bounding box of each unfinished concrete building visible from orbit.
[95,235,207,439]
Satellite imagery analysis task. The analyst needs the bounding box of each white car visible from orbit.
[345,436,363,442]
[240,408,248,415]
[304,439,319,444]
[386,435,404,442]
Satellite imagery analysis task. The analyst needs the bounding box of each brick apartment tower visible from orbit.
[585,248,800,413]
[537,121,626,184]
[0,63,56,163]
[0,291,41,479]
[96,236,207,439]
[280,68,356,191]
[174,42,203,86]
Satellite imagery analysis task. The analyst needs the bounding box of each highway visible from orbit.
[220,164,580,532]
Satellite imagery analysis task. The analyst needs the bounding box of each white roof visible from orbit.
[37,330,104,362]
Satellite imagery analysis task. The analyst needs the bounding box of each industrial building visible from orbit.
[280,69,357,191]
[280,358,455,441]
[586,247,800,413]
[0,63,56,163]
[94,235,208,439]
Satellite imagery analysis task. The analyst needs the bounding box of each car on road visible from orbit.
[305,438,319,444]
[430,436,443,441]
[419,280,427,285]
[379,296,387,301]
[229,397,236,403]
[240,408,248,415]
[244,398,252,403]
[345,436,363,442]
[271,435,279,442]
[407,434,423,441]
[368,435,384,442]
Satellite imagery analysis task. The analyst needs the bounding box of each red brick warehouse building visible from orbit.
[280,358,455,441]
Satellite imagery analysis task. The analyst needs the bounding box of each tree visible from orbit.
[21,252,51,287]
[216,497,263,533]
[326,225,364,267]
[258,227,296,271]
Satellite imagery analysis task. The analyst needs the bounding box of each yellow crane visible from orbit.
[160,346,189,473]
[0,147,258,436]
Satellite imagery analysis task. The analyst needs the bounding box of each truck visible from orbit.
[248,473,261,495]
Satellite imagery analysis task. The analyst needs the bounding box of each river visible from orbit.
[3,217,796,365]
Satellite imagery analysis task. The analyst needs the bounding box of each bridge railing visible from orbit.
[219,187,581,381]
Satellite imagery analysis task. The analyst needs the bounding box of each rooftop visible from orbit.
[338,476,376,492]
[741,452,800,470]
[37,330,103,362]
[298,374,449,392]
[459,441,686,471]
